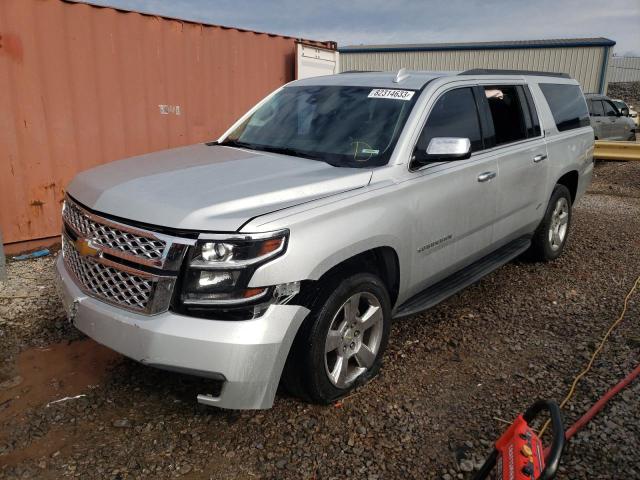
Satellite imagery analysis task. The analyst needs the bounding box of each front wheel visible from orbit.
[282,272,391,404]
[527,184,572,262]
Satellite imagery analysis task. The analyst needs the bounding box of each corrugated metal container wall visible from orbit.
[340,47,607,93]
[608,57,640,83]
[0,0,333,247]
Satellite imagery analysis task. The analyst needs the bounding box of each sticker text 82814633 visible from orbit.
[368,89,415,101]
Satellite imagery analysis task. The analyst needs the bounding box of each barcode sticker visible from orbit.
[368,89,415,101]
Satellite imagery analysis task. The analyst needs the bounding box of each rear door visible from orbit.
[478,83,549,246]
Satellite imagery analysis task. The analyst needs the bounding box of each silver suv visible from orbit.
[56,69,594,409]
[586,93,637,140]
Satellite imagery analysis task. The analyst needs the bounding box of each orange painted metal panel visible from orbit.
[0,0,335,245]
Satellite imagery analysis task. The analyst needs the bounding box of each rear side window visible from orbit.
[417,87,483,152]
[483,86,528,146]
[539,84,590,132]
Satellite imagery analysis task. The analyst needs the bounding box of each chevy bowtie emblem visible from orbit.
[75,238,101,258]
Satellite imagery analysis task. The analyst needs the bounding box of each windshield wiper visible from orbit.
[263,146,342,167]
[257,145,320,160]
[219,141,338,166]
[218,139,263,151]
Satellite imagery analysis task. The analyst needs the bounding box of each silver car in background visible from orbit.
[611,98,639,128]
[586,93,637,140]
[56,69,594,409]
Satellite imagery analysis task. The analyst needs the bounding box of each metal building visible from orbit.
[608,57,640,83]
[0,0,336,252]
[339,38,615,94]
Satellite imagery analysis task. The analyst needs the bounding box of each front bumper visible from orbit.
[55,256,309,409]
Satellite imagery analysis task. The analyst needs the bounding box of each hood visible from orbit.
[68,144,372,232]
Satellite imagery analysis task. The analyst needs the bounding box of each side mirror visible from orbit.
[621,107,629,117]
[417,137,472,164]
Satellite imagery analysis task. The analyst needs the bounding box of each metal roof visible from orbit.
[339,37,616,54]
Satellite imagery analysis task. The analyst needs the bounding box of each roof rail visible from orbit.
[339,70,380,74]
[459,69,571,79]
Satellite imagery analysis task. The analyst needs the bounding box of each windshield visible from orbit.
[222,85,418,167]
[613,100,626,110]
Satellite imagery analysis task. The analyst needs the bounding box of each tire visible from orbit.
[282,272,391,404]
[527,184,572,262]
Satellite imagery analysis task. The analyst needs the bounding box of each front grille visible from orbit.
[63,237,156,312]
[61,196,191,314]
[63,199,167,264]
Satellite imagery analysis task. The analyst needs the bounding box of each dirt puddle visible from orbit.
[0,339,122,422]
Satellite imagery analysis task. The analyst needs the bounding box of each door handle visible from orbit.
[533,154,547,163]
[477,171,496,182]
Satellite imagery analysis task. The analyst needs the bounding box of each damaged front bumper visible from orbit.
[54,256,309,409]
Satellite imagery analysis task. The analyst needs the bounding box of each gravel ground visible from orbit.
[1,162,639,479]
[608,82,640,109]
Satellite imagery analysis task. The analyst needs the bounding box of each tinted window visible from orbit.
[484,86,528,145]
[589,100,604,117]
[603,101,618,117]
[612,100,627,111]
[539,84,590,132]
[522,86,541,137]
[416,87,483,153]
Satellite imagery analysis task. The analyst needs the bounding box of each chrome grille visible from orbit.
[63,237,155,312]
[61,196,191,314]
[63,199,166,263]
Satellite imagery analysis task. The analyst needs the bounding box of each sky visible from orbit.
[76,0,640,56]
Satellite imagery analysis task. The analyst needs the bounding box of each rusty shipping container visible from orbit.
[0,0,335,250]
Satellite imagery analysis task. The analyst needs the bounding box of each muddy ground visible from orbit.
[1,161,639,479]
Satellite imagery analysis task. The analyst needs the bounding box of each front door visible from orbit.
[602,100,623,139]
[404,85,499,296]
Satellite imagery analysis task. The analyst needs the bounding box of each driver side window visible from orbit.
[416,87,484,153]
[603,101,618,117]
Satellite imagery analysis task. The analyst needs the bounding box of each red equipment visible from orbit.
[474,400,565,480]
[474,365,640,480]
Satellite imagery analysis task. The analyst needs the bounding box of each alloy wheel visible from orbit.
[323,291,384,388]
[548,196,569,251]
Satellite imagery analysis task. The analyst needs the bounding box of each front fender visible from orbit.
[244,187,411,294]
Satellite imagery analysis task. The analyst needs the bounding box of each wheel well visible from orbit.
[557,171,579,204]
[297,247,400,309]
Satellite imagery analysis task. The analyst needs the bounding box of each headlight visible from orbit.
[180,230,288,308]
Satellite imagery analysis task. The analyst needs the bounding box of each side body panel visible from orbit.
[532,82,594,204]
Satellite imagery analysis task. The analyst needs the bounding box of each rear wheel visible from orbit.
[282,272,391,403]
[527,184,572,261]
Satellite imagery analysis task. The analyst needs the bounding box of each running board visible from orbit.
[393,236,531,319]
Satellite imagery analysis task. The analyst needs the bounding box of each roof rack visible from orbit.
[459,69,571,79]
